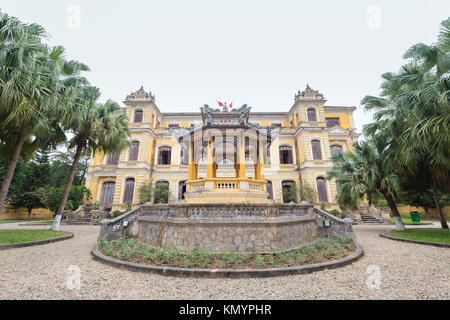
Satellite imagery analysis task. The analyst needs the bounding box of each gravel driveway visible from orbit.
[0,222,448,300]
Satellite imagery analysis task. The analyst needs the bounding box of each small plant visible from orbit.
[255,254,264,268]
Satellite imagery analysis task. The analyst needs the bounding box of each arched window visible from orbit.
[316,177,328,203]
[134,110,143,123]
[129,141,140,161]
[123,178,135,204]
[107,153,119,165]
[100,182,115,206]
[282,181,297,203]
[158,147,172,165]
[311,140,322,160]
[330,145,343,156]
[154,181,169,204]
[279,146,293,164]
[266,181,273,199]
[307,108,317,122]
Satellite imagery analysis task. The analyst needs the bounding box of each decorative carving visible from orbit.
[125,86,155,102]
[295,84,325,101]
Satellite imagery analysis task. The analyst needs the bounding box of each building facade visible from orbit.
[85,85,360,211]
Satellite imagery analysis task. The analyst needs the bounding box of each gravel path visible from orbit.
[0,222,448,300]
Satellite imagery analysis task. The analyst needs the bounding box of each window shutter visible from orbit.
[167,149,171,164]
[316,178,328,203]
[279,149,284,164]
[130,142,139,161]
[312,140,322,160]
[307,109,317,122]
[123,179,135,203]
[101,182,115,206]
[158,149,163,165]
[134,110,143,123]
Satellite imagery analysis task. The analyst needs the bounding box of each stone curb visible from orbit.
[91,243,364,278]
[18,223,53,227]
[379,232,450,248]
[0,232,74,250]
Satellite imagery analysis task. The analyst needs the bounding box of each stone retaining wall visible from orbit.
[100,202,354,253]
[138,215,317,253]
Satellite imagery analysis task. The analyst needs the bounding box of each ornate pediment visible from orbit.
[328,126,349,135]
[125,86,155,102]
[200,103,252,126]
[295,84,325,101]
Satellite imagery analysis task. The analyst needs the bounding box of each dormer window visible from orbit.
[307,108,317,122]
[134,110,143,123]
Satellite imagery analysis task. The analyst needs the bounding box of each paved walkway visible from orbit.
[0,222,448,300]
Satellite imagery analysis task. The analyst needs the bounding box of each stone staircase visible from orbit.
[360,211,383,224]
[65,205,109,225]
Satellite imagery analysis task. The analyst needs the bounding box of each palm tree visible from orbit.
[0,12,53,214]
[328,140,406,231]
[0,12,88,215]
[362,17,449,229]
[51,87,130,230]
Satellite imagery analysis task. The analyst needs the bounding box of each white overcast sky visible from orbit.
[2,0,449,133]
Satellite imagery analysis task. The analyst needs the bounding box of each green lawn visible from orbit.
[0,220,24,224]
[391,217,428,224]
[391,229,450,244]
[0,230,66,244]
[26,220,53,225]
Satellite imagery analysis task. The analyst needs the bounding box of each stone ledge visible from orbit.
[379,232,450,248]
[0,232,74,251]
[91,243,364,278]
[137,215,315,226]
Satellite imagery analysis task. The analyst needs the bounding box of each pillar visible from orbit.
[238,133,246,178]
[206,135,215,179]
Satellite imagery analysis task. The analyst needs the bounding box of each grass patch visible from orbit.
[98,237,356,270]
[391,217,428,224]
[391,229,450,244]
[0,230,66,244]
[25,220,53,225]
[0,220,24,224]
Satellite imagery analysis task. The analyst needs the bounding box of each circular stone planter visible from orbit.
[0,232,74,250]
[91,243,364,278]
[379,232,450,248]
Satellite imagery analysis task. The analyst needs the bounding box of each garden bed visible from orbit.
[98,237,357,270]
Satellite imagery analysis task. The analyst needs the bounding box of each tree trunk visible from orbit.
[431,187,448,229]
[424,206,431,220]
[0,125,28,215]
[383,192,405,231]
[51,143,84,230]
[27,208,32,221]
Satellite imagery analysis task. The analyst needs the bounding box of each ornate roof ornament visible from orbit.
[295,84,325,102]
[200,103,252,126]
[125,86,155,102]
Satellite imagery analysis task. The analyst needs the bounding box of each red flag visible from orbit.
[229,102,233,109]
[217,101,224,107]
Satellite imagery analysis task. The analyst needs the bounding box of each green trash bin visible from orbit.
[410,211,420,223]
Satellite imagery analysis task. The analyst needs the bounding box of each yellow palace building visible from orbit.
[85,85,360,211]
